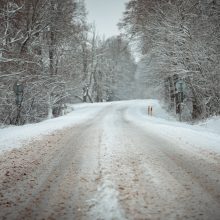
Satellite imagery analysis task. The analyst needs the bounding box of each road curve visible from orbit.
[0,103,220,220]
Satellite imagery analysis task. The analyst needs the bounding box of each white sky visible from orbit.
[84,0,129,38]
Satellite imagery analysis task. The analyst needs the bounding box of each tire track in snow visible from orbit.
[1,102,220,220]
[87,112,126,220]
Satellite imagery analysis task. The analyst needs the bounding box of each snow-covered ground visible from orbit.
[0,99,219,154]
[124,100,220,153]
[1,99,220,219]
[0,103,109,153]
[198,116,220,134]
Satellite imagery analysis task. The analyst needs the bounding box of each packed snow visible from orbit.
[0,99,220,219]
[0,100,220,154]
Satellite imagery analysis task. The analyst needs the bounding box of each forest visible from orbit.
[120,0,220,121]
[0,0,219,125]
[0,0,136,125]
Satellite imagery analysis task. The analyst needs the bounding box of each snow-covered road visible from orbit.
[0,100,220,219]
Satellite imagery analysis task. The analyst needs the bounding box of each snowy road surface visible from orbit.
[0,100,220,219]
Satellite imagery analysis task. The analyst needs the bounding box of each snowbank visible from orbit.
[0,103,108,154]
[197,116,220,135]
[124,99,220,153]
[0,99,219,155]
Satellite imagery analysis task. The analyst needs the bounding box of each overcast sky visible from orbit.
[84,0,129,38]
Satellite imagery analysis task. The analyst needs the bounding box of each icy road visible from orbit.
[0,100,220,220]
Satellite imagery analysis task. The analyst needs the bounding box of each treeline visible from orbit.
[0,0,136,125]
[120,0,220,120]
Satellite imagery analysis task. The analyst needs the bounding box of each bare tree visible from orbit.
[120,0,220,120]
